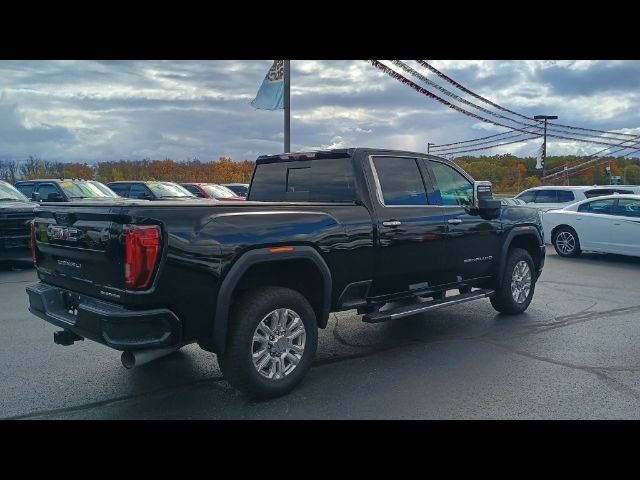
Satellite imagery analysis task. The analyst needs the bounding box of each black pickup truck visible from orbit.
[26,148,545,398]
[1,180,35,263]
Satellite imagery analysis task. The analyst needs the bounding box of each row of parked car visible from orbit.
[0,179,250,263]
[510,185,640,259]
[12,179,250,202]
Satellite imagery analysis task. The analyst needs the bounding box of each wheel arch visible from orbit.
[207,246,332,353]
[496,227,544,287]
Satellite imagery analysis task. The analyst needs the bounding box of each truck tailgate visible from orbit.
[32,205,146,296]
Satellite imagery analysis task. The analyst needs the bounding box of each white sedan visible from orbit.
[542,194,640,258]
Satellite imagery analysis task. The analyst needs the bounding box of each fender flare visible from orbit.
[496,227,543,287]
[211,246,332,353]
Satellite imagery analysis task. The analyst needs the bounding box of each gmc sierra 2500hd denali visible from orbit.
[26,148,545,398]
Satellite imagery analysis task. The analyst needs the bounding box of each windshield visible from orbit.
[0,181,29,201]
[58,180,118,198]
[147,182,195,198]
[88,181,119,197]
[204,184,237,198]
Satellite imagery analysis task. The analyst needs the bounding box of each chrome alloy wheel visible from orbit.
[511,260,532,304]
[555,231,576,255]
[251,308,306,380]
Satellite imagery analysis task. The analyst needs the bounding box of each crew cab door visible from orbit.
[365,155,448,297]
[422,158,501,282]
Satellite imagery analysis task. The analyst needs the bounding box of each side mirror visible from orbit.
[47,192,64,202]
[137,192,152,200]
[473,181,501,211]
[31,192,41,202]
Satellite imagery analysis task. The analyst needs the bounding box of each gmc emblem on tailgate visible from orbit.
[48,225,80,242]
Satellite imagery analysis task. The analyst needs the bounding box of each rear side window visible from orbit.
[249,158,357,202]
[585,189,633,198]
[15,183,34,197]
[614,199,640,218]
[534,190,557,203]
[372,157,428,206]
[557,191,575,202]
[578,199,615,214]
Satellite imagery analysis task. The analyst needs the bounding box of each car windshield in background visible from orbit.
[88,181,119,197]
[58,180,116,198]
[0,182,29,201]
[147,182,195,198]
[226,184,249,196]
[204,184,237,198]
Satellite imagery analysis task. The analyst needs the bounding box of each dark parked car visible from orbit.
[107,181,196,200]
[14,179,119,202]
[0,180,35,262]
[180,183,245,201]
[222,183,249,197]
[26,148,545,399]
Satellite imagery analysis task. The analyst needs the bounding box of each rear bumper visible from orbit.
[26,282,182,350]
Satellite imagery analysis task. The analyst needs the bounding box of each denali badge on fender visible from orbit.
[48,225,80,242]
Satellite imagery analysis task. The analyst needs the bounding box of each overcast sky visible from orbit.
[1,60,639,163]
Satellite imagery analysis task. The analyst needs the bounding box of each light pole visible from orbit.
[534,115,558,180]
[427,143,435,154]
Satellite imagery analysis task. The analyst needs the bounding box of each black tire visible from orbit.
[490,247,536,315]
[552,226,581,257]
[218,286,318,400]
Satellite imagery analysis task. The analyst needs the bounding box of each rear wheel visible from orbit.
[552,227,581,257]
[490,248,536,315]
[218,286,318,400]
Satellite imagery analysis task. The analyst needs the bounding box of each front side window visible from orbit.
[614,199,640,218]
[372,157,428,206]
[516,190,536,203]
[578,199,616,214]
[429,160,473,206]
[37,183,62,201]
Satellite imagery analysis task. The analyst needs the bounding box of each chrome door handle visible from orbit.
[447,219,463,225]
[382,220,402,227]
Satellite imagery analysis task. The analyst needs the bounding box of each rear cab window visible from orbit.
[249,156,357,202]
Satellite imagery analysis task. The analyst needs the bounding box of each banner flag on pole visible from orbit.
[250,60,284,110]
[535,141,544,170]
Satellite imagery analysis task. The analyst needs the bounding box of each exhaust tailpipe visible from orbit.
[121,347,178,369]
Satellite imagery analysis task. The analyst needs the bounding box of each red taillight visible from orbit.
[124,225,161,290]
[30,220,37,266]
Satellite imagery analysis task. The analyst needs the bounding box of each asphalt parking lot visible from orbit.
[2,250,640,420]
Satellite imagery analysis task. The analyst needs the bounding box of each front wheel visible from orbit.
[490,248,536,315]
[218,286,318,400]
[552,227,581,257]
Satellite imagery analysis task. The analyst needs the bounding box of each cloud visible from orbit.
[0,60,639,164]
